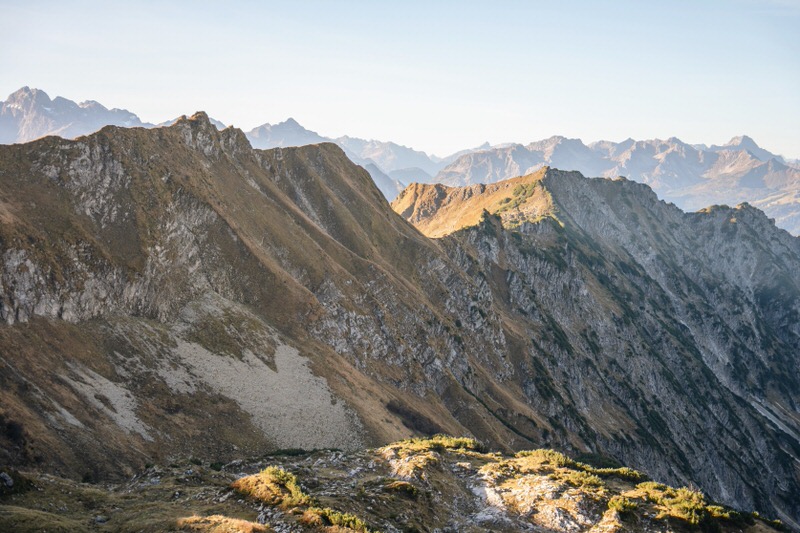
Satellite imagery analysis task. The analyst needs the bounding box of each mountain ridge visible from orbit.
[434,136,800,234]
[1,116,799,525]
[3,86,798,228]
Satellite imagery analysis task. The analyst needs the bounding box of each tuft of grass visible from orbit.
[383,479,418,499]
[232,466,312,508]
[395,434,487,454]
[588,466,646,482]
[301,507,379,533]
[234,466,380,532]
[515,449,646,481]
[608,495,638,514]
[550,469,604,489]
[176,514,269,532]
[516,449,575,467]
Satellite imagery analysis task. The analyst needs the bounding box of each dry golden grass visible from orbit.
[177,514,270,532]
[391,168,555,237]
[232,466,311,508]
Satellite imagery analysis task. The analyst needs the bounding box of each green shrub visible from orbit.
[608,495,638,514]
[584,465,646,482]
[516,449,575,467]
[635,481,748,528]
[303,507,378,533]
[551,469,604,488]
[396,434,486,454]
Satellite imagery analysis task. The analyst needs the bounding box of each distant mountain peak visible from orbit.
[709,135,782,163]
[7,85,38,99]
[5,86,51,107]
[78,99,107,110]
[727,134,756,146]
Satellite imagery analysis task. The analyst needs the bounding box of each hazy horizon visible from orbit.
[2,0,798,159]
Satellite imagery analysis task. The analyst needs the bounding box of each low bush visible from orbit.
[608,495,638,514]
[302,507,378,533]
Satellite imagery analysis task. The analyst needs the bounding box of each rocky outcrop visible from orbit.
[1,437,784,533]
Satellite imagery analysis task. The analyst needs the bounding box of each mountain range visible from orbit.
[0,112,798,528]
[0,87,434,200]
[2,87,798,238]
[434,135,800,235]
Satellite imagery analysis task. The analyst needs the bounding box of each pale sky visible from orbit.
[1,0,798,158]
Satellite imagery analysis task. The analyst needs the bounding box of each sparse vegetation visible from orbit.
[550,469,604,489]
[515,448,646,482]
[302,507,379,532]
[383,479,418,499]
[177,514,269,532]
[0,440,781,533]
[496,181,540,213]
[233,466,312,508]
[608,495,638,514]
[635,481,748,528]
[394,434,487,454]
[233,465,382,532]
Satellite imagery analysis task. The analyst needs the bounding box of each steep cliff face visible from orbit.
[0,120,798,526]
[0,114,527,483]
[393,169,800,526]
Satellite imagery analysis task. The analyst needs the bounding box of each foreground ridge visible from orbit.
[0,436,784,532]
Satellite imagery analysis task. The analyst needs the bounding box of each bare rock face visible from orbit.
[394,169,800,527]
[0,118,798,527]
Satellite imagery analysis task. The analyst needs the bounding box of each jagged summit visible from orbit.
[245,116,328,149]
[0,86,149,144]
[711,134,783,163]
[394,166,794,243]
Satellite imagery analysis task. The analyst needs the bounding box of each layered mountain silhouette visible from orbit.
[435,135,800,235]
[0,86,150,144]
[0,114,798,526]
[3,86,797,235]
